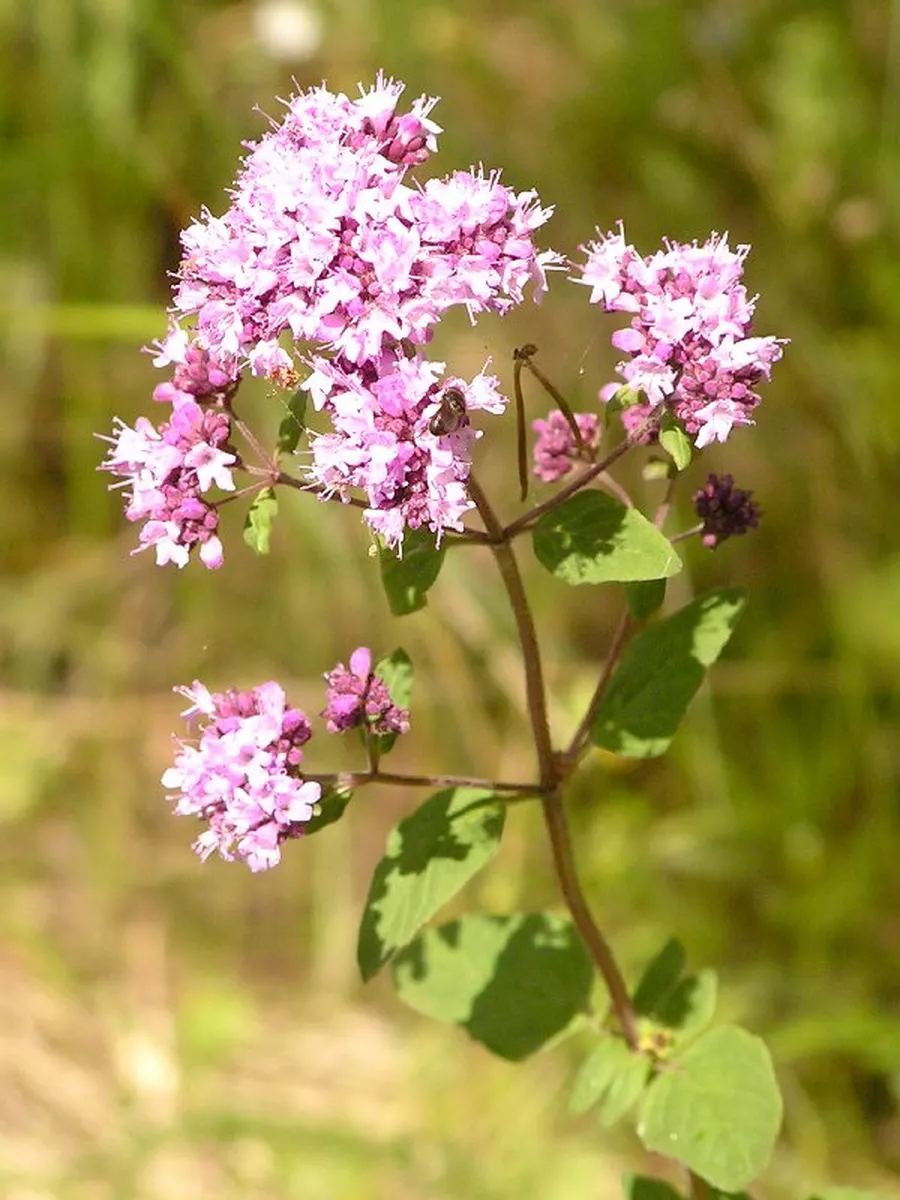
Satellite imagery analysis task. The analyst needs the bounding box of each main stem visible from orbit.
[468,473,639,1049]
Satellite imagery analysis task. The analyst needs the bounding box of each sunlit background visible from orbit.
[2,1,900,1197]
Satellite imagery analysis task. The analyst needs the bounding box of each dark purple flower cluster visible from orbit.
[322,647,410,736]
[693,472,761,548]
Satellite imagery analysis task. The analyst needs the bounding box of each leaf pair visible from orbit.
[357,787,594,1060]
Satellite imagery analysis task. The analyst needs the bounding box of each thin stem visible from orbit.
[467,473,555,787]
[306,770,542,796]
[513,346,531,502]
[233,412,272,468]
[671,521,703,545]
[518,345,588,454]
[503,413,659,541]
[564,609,634,764]
[653,472,679,530]
[541,793,640,1049]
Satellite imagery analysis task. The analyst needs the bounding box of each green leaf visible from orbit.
[532,492,681,585]
[638,1025,783,1191]
[571,1036,631,1115]
[599,1051,652,1127]
[370,648,413,758]
[659,970,719,1043]
[570,1037,651,1125]
[659,415,693,471]
[379,527,447,616]
[633,938,686,1017]
[621,1175,684,1200]
[276,387,308,455]
[642,458,671,482]
[357,789,505,981]
[392,912,593,1060]
[625,579,667,621]
[604,386,639,426]
[592,588,747,758]
[374,648,413,709]
[242,487,278,555]
[304,788,352,836]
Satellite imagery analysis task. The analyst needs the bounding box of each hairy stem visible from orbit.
[467,472,639,1046]
[468,474,555,787]
[564,609,634,764]
[542,791,640,1049]
[307,770,542,796]
[503,413,659,540]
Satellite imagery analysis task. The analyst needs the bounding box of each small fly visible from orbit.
[428,387,469,436]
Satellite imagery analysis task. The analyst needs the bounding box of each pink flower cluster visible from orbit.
[322,647,410,736]
[102,77,558,563]
[531,409,600,483]
[574,225,784,448]
[162,680,320,871]
[99,338,238,568]
[306,351,506,545]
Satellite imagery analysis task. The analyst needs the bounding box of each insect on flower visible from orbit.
[428,387,469,436]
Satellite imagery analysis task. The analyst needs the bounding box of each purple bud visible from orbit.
[693,472,761,548]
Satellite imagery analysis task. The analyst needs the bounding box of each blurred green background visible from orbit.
[2,1,899,1196]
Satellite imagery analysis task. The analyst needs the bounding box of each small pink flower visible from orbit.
[163,681,319,871]
[573,226,785,447]
[322,648,410,737]
[532,410,600,483]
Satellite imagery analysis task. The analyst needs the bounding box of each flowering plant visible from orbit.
[101,76,791,1197]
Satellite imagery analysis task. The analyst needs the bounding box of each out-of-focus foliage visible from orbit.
[1,1,899,1197]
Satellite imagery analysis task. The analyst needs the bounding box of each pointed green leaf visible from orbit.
[571,1036,633,1116]
[374,648,413,709]
[533,492,681,585]
[276,387,308,455]
[242,487,278,555]
[304,787,352,836]
[370,648,413,758]
[597,1047,652,1127]
[659,416,693,471]
[621,1175,684,1200]
[379,527,447,615]
[633,938,686,1016]
[638,1025,783,1191]
[626,579,667,621]
[357,789,505,981]
[592,588,747,758]
[392,912,593,1060]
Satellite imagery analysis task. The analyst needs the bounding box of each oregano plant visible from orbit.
[97,75,829,1197]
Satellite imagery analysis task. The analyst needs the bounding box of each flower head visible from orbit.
[99,400,236,569]
[322,647,410,736]
[172,79,557,379]
[162,681,319,870]
[693,472,761,548]
[574,225,784,448]
[306,349,506,547]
